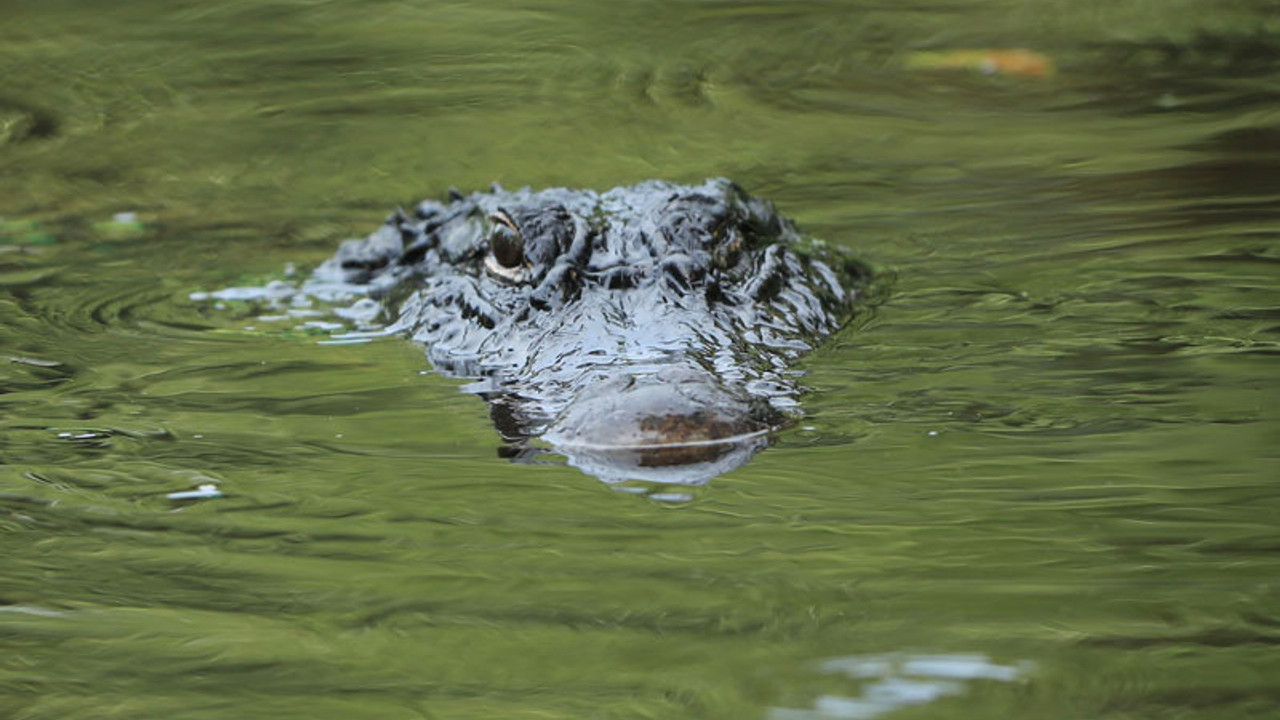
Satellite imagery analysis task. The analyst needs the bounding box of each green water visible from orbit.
[2,2,1279,718]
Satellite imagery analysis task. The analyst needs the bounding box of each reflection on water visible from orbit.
[772,654,1033,720]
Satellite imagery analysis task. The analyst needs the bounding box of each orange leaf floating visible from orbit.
[905,48,1055,79]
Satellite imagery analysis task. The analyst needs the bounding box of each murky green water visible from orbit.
[3,2,1279,718]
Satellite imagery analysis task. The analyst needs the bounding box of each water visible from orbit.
[2,1,1279,718]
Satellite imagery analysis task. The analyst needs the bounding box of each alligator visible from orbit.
[305,178,868,487]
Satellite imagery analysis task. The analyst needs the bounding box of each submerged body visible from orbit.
[310,179,866,485]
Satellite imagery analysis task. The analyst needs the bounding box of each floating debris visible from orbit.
[166,483,224,501]
[7,355,62,368]
[56,431,108,441]
[53,429,113,449]
[905,48,1055,78]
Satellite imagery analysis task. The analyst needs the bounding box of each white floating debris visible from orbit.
[7,355,62,368]
[57,431,107,441]
[166,483,223,501]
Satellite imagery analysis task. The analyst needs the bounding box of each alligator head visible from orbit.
[308,179,866,487]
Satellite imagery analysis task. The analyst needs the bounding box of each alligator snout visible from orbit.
[542,364,778,485]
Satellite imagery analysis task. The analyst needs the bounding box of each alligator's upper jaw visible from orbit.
[540,364,778,486]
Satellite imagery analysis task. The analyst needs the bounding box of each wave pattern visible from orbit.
[2,1,1279,718]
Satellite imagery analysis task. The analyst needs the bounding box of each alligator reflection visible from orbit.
[211,179,868,490]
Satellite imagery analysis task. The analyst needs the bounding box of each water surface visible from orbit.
[2,1,1279,718]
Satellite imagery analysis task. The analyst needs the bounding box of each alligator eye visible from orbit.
[488,210,524,268]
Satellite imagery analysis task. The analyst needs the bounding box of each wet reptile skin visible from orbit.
[309,178,867,484]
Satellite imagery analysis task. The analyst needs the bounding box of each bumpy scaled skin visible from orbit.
[309,178,864,485]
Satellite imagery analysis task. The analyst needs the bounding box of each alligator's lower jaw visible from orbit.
[541,364,778,486]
